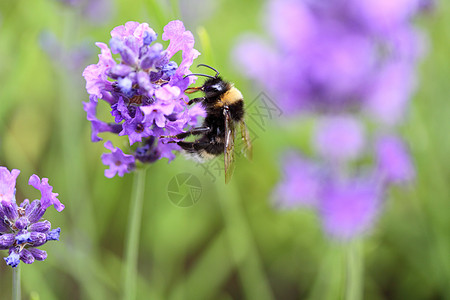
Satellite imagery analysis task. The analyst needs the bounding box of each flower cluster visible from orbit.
[83,21,204,178]
[0,167,64,268]
[234,0,424,240]
[234,0,426,122]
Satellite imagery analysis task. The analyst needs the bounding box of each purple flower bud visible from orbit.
[120,46,139,67]
[15,230,32,244]
[29,220,51,233]
[0,234,15,249]
[118,77,133,94]
[47,228,61,241]
[2,201,18,221]
[15,217,29,230]
[108,64,134,79]
[20,249,35,264]
[30,232,47,246]
[4,251,20,268]
[143,30,157,45]
[110,37,124,54]
[28,248,47,261]
[0,220,9,233]
[20,199,29,208]
[27,201,46,223]
[25,199,39,216]
[140,43,164,69]
[161,61,178,80]
[137,71,152,92]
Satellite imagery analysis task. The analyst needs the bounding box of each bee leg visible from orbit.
[187,97,206,106]
[185,87,203,94]
[177,141,206,151]
[160,127,211,140]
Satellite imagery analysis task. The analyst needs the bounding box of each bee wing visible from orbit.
[224,108,236,184]
[240,120,253,160]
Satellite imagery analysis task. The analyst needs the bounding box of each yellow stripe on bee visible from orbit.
[215,86,243,107]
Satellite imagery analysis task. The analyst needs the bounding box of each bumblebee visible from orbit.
[161,64,252,183]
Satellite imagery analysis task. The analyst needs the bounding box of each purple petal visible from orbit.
[15,230,32,244]
[47,227,61,241]
[155,85,181,101]
[5,251,20,268]
[101,141,136,178]
[28,175,65,212]
[0,167,20,203]
[82,42,115,98]
[162,20,200,78]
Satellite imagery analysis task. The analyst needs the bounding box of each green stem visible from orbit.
[12,265,21,300]
[216,181,275,300]
[122,168,147,300]
[345,241,363,300]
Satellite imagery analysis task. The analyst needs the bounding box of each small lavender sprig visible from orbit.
[0,167,64,268]
[83,21,204,178]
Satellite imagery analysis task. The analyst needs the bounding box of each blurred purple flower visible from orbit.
[273,152,324,209]
[376,136,415,184]
[237,0,427,242]
[0,167,63,268]
[348,0,421,34]
[314,116,365,162]
[39,31,93,72]
[55,0,115,25]
[319,177,381,241]
[233,0,424,120]
[83,21,204,177]
[364,61,416,125]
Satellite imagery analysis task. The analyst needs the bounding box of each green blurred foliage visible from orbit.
[0,0,449,299]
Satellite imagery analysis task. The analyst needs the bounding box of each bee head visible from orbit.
[203,77,228,98]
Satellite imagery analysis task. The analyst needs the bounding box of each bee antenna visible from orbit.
[184,73,216,79]
[197,64,220,78]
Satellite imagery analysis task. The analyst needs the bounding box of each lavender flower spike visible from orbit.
[83,21,205,177]
[0,167,64,268]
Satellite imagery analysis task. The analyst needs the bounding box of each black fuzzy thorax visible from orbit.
[201,77,230,106]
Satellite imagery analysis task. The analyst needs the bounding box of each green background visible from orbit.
[0,0,449,299]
